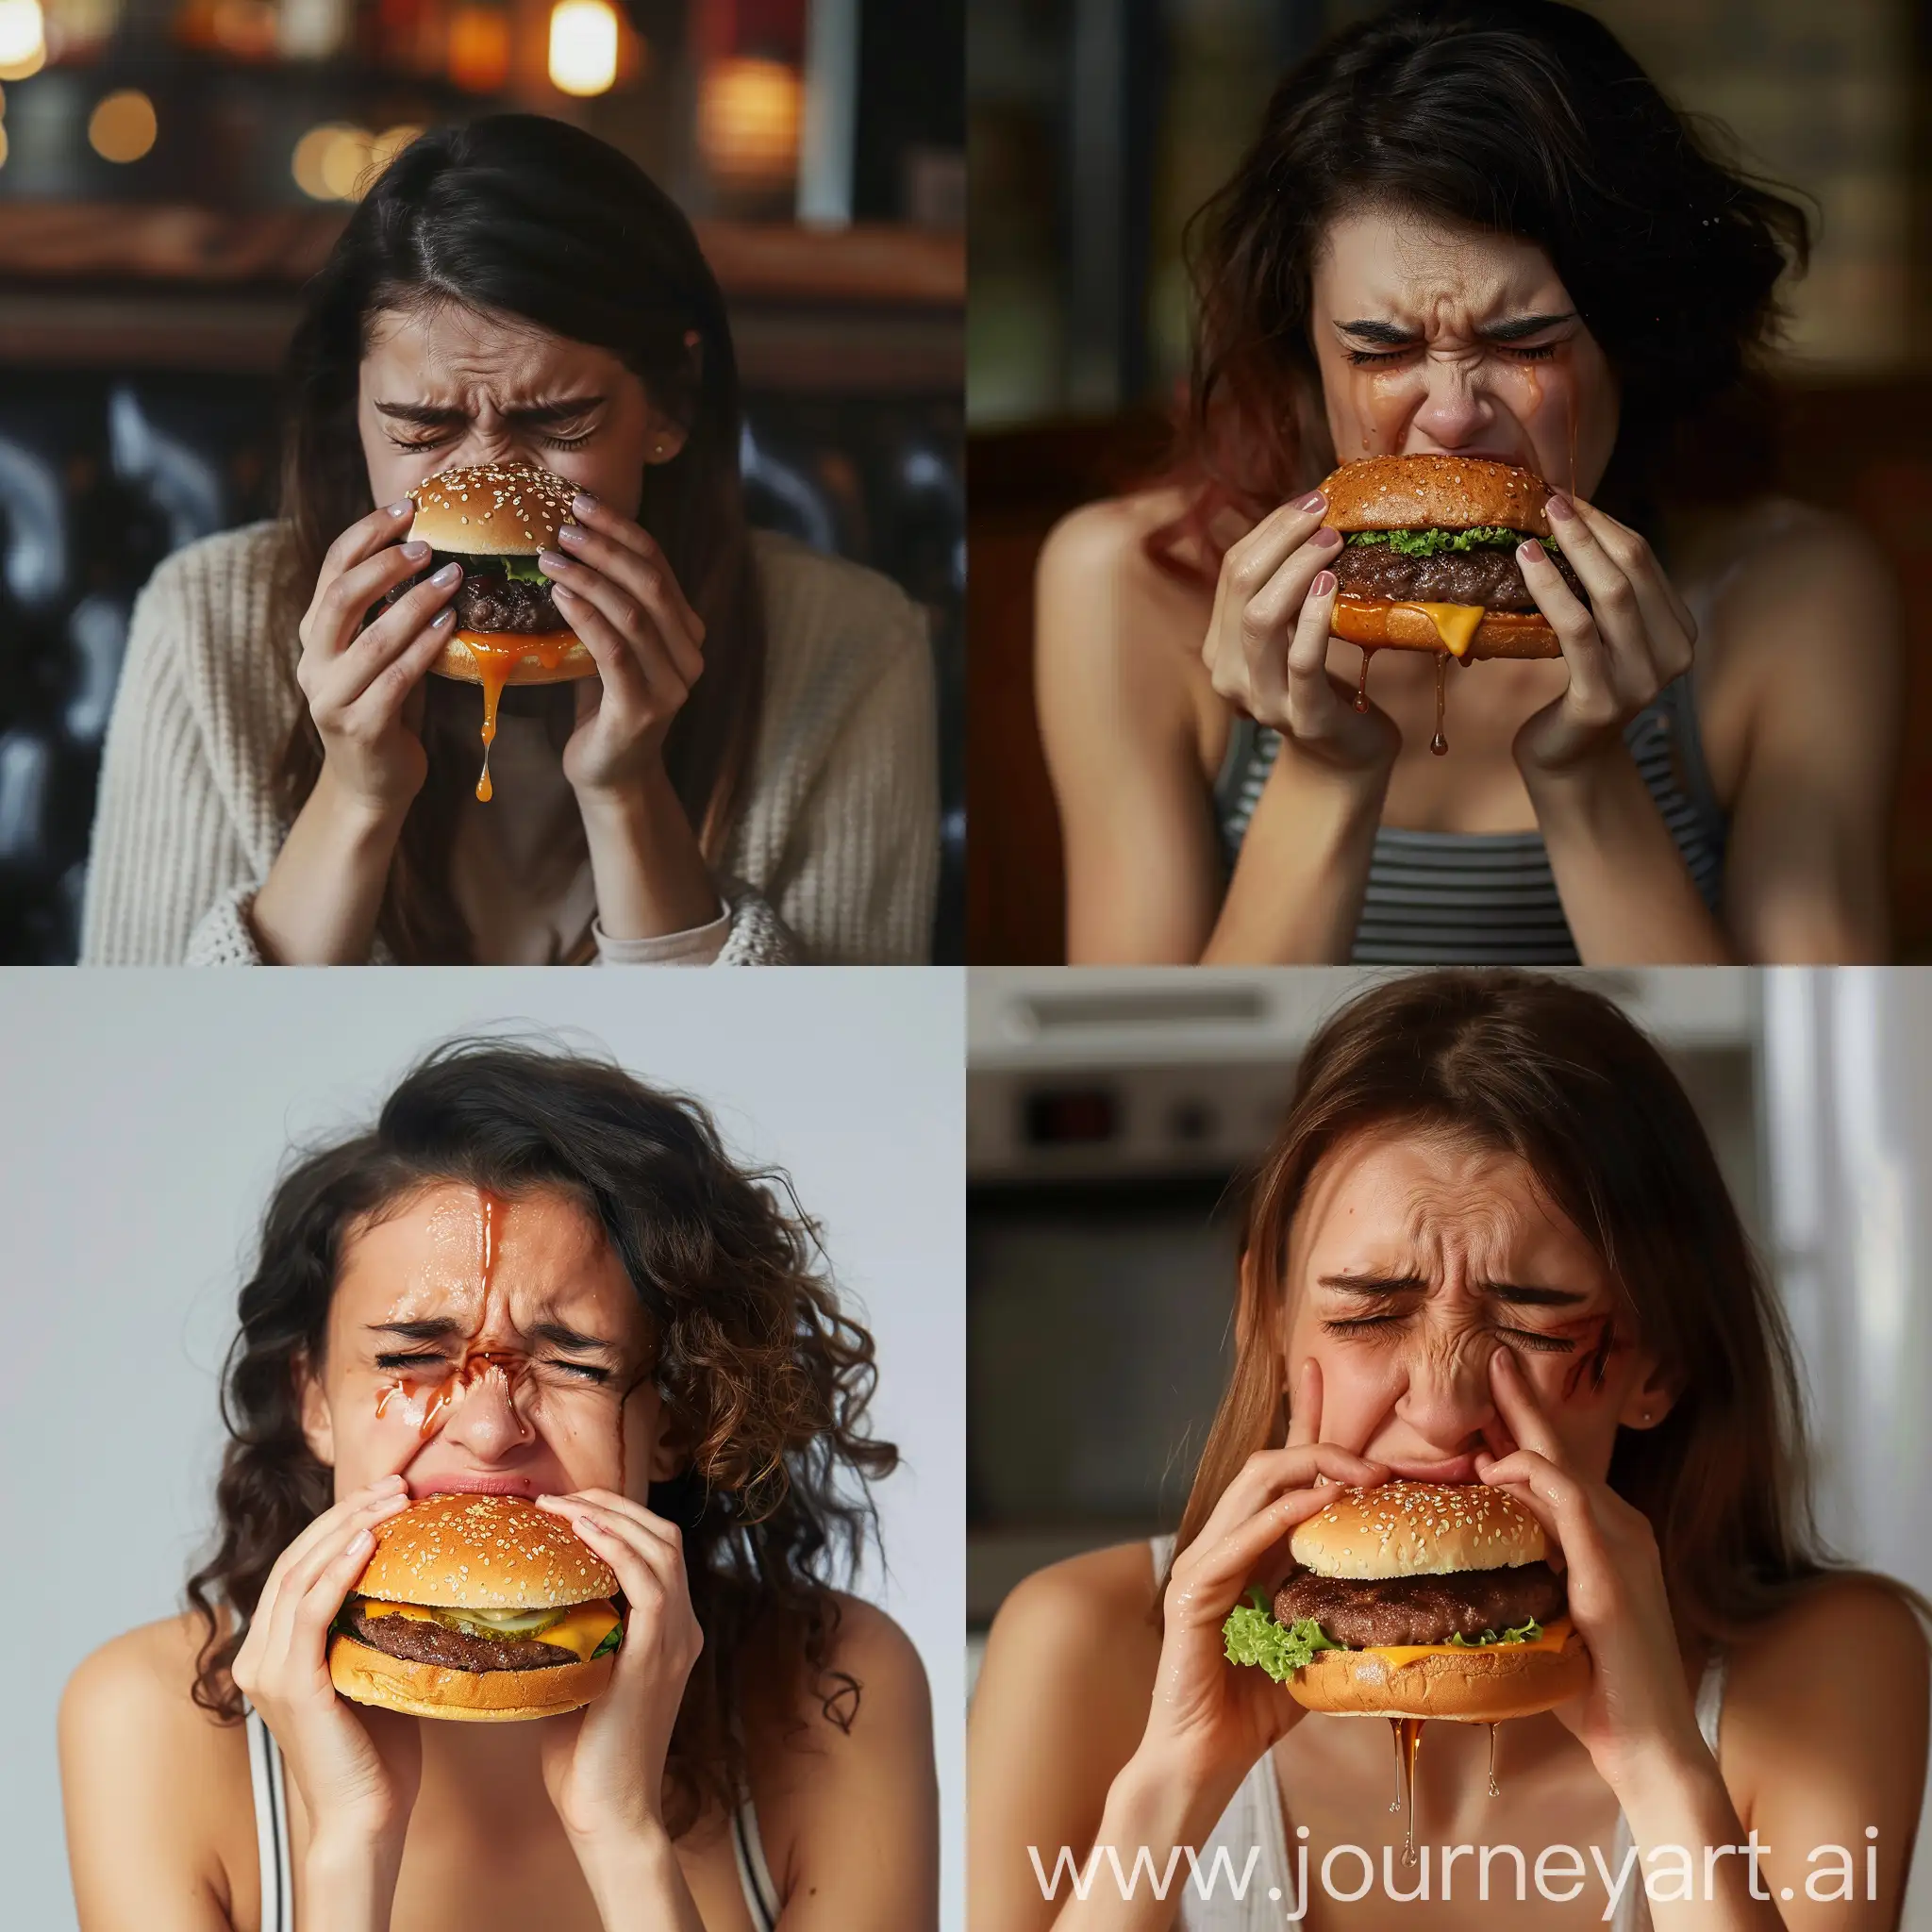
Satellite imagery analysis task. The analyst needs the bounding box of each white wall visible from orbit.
[0,967,964,1932]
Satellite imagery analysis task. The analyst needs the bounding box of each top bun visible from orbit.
[355,1492,618,1609]
[408,463,578,557]
[1320,455,1554,539]
[1290,1480,1547,1580]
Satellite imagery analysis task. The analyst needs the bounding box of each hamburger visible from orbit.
[328,1492,625,1723]
[403,461,595,689]
[1321,455,1589,661]
[1223,1480,1590,1720]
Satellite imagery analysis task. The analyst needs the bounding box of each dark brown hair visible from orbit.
[1174,970,1924,1649]
[272,114,767,962]
[1150,0,1812,581]
[186,1039,895,1835]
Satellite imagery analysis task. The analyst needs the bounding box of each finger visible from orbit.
[1563,496,1698,647]
[542,546,703,691]
[1516,540,1620,714]
[323,565,462,708]
[1538,504,1658,698]
[1486,1346,1566,1462]
[1170,1486,1353,1618]
[550,581,684,714]
[1282,562,1343,708]
[252,1477,408,1613]
[341,611,461,737]
[1221,491,1332,612]
[1284,1356,1322,1451]
[536,1490,683,1558]
[319,499,418,587]
[561,502,706,656]
[1474,1446,1602,1558]
[256,1488,411,1670]
[308,541,441,659]
[1187,1442,1388,1554]
[553,1503,683,1607]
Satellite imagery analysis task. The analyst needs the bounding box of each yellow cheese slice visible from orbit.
[358,1597,622,1662]
[1392,601,1484,658]
[1361,1614,1574,1671]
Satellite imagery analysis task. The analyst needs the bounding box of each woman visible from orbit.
[1037,0,1898,965]
[82,115,938,966]
[60,1041,938,1929]
[970,972,1928,1929]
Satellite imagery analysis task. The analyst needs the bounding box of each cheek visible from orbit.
[1324,357,1419,454]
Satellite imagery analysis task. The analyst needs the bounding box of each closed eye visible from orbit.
[1321,1315,1576,1354]
[1341,343,1558,366]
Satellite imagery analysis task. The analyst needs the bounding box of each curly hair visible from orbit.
[1150,0,1813,580]
[185,1039,896,1836]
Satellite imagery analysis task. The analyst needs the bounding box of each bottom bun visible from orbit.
[431,630,597,685]
[328,1632,615,1723]
[1289,1631,1591,1721]
[1331,596,1558,660]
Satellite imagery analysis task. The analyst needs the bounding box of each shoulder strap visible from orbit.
[243,1703,294,1932]
[732,1787,781,1929]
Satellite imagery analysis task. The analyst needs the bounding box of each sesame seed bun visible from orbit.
[407,462,578,558]
[353,1492,618,1609]
[1320,455,1555,540]
[1290,1481,1548,1580]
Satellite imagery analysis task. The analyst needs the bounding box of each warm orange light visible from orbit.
[210,0,275,57]
[0,0,45,78]
[88,87,156,161]
[446,4,509,93]
[0,124,8,168]
[291,122,382,202]
[547,0,616,97]
[696,57,801,191]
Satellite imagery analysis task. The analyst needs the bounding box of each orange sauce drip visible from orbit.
[1390,1716,1425,1866]
[1354,644,1377,713]
[1431,649,1449,755]
[454,640,570,803]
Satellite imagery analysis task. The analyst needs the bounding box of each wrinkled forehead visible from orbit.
[360,300,623,390]
[331,1178,643,1343]
[1285,1123,1607,1289]
[1311,205,1573,329]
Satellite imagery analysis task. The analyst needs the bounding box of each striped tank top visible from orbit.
[1212,672,1726,963]
[243,1703,781,1929]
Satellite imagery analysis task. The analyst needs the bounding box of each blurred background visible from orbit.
[0,0,964,961]
[967,0,1932,963]
[967,964,1932,1918]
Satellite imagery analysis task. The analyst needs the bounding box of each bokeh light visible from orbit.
[447,4,510,94]
[548,0,617,99]
[0,0,46,79]
[88,88,157,163]
[291,123,385,202]
[696,57,802,192]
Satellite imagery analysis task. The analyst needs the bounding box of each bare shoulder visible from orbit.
[993,1541,1164,1645]
[61,1612,256,1927]
[751,1593,933,1778]
[822,1591,932,1721]
[1726,1574,1928,1701]
[1037,488,1207,639]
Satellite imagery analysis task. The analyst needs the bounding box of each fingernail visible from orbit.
[402,541,430,561]
[1311,525,1341,548]
[1519,539,1546,564]
[388,499,414,517]
[573,491,598,516]
[432,561,461,584]
[1311,569,1336,595]
[558,522,586,546]
[349,1527,373,1552]
[1298,491,1326,513]
[1545,492,1574,521]
[551,582,576,602]
[539,548,570,573]
[432,607,455,626]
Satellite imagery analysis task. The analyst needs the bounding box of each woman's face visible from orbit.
[1279,1127,1669,1482]
[299,1180,675,1504]
[357,301,688,517]
[1308,205,1620,497]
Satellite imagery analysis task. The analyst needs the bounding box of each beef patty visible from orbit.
[379,554,569,634]
[1273,1559,1567,1649]
[341,1599,582,1673]
[1335,541,1588,612]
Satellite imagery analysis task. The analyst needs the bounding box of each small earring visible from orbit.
[1641,1408,1653,1423]
[652,438,668,458]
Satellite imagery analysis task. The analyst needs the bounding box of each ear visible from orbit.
[1616,1352,1679,1431]
[295,1348,336,1471]
[642,406,690,467]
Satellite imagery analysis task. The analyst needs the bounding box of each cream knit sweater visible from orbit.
[81,523,939,965]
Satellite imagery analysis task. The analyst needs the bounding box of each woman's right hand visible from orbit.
[1201,491,1399,775]
[229,1474,422,1850]
[295,502,466,820]
[1138,1361,1388,1794]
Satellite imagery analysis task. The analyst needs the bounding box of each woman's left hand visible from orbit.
[541,493,708,800]
[1474,1348,1707,1791]
[1511,492,1697,778]
[533,1490,705,1843]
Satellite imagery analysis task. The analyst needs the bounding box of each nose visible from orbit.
[433,1357,534,1457]
[1392,1331,1500,1453]
[1409,354,1493,452]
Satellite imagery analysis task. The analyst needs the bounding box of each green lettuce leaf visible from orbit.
[498,553,552,582]
[1342,525,1528,556]
[590,1621,624,1660]
[1447,1617,1544,1648]
[1222,1592,1345,1683]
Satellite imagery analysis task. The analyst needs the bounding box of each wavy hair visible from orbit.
[1150,0,1812,580]
[185,1040,895,1836]
[1173,970,1929,1649]
[271,114,767,962]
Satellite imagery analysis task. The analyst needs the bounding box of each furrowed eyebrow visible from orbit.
[367,1317,465,1341]
[364,1317,621,1357]
[1317,1273,1429,1295]
[1477,311,1575,342]
[1333,320,1420,347]
[371,395,604,427]
[1330,311,1576,347]
[1314,1273,1590,1307]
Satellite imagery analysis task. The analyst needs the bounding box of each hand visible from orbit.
[296,503,465,820]
[541,495,707,801]
[1474,1349,1705,1788]
[1141,1359,1389,1791]
[1512,493,1698,777]
[533,1490,705,1843]
[228,1474,423,1848]
[1202,492,1400,777]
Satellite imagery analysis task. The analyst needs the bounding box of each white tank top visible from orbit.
[243,1703,780,1929]
[1148,1538,1727,1932]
